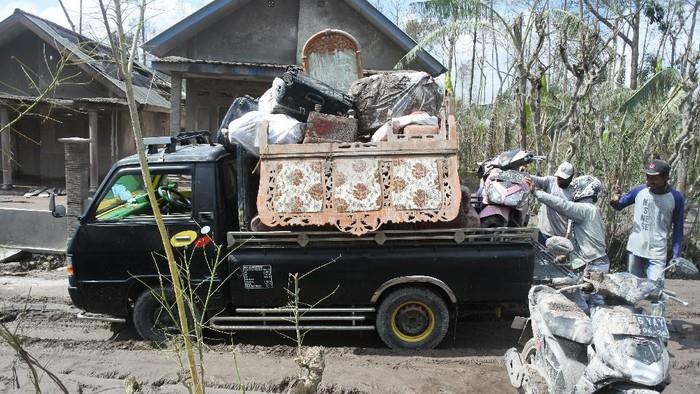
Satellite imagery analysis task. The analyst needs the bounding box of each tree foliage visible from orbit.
[402,0,700,264]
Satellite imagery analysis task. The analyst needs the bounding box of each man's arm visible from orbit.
[671,189,685,258]
[531,175,551,192]
[534,190,588,222]
[610,184,645,210]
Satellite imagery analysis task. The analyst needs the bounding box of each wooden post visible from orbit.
[170,72,182,137]
[0,106,12,189]
[88,108,99,193]
[39,112,58,181]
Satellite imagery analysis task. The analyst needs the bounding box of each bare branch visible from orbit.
[56,0,76,33]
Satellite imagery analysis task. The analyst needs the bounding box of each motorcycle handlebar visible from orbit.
[557,282,593,294]
[663,290,689,306]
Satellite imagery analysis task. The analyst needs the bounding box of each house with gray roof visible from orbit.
[144,0,446,135]
[0,9,170,190]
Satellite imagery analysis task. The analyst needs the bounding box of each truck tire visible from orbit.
[376,287,449,350]
[132,287,196,343]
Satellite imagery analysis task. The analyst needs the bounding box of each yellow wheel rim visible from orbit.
[390,301,435,343]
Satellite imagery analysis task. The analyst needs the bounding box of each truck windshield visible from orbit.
[95,172,192,221]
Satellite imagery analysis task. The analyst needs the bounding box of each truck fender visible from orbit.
[370,276,457,304]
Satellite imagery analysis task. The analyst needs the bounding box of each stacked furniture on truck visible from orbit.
[222,29,467,235]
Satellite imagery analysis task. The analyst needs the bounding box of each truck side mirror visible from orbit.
[49,193,66,218]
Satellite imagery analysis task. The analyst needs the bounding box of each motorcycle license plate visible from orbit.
[634,314,669,338]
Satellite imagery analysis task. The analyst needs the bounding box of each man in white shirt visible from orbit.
[531,162,575,245]
[610,159,684,314]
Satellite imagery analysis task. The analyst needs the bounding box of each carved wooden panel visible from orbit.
[258,156,460,235]
[270,160,324,213]
[255,110,462,235]
[302,29,363,92]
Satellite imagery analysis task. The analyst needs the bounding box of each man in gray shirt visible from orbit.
[528,175,608,312]
[528,175,608,273]
[531,162,575,245]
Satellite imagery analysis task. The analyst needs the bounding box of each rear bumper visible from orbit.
[68,275,87,310]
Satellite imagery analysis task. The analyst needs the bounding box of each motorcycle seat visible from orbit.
[534,288,593,344]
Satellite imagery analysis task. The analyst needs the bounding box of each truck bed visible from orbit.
[227,227,575,288]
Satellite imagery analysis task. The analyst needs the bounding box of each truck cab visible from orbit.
[66,141,238,317]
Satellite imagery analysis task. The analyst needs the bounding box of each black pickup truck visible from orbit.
[57,137,566,349]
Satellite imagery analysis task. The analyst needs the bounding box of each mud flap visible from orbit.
[504,347,525,388]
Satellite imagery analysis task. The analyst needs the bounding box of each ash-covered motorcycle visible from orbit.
[476,149,544,228]
[504,253,698,393]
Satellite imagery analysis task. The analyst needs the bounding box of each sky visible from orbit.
[0,0,210,38]
[0,0,403,37]
[2,1,694,103]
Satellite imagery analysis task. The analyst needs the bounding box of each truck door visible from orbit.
[70,165,206,315]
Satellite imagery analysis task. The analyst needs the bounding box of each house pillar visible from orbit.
[170,72,182,137]
[59,137,90,241]
[0,106,12,189]
[39,115,58,182]
[88,108,99,193]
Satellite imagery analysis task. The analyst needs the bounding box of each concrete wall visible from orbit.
[0,208,66,253]
[296,0,408,70]
[0,30,109,98]
[170,0,300,64]
[184,78,268,132]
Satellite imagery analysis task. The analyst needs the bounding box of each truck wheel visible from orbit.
[376,287,449,350]
[132,287,196,343]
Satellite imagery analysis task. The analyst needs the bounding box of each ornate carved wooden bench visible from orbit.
[255,108,461,235]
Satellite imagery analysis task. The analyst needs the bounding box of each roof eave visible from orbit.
[152,59,285,80]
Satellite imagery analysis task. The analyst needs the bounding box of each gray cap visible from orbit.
[644,159,671,176]
[554,162,574,179]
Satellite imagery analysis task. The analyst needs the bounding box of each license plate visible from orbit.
[634,314,669,338]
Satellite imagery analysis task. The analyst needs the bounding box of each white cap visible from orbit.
[554,162,574,179]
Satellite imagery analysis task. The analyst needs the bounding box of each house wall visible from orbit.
[296,0,409,70]
[164,0,421,72]
[184,78,268,133]
[114,109,169,157]
[170,0,300,64]
[0,30,110,99]
[12,109,89,183]
[160,0,430,134]
[10,105,167,184]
